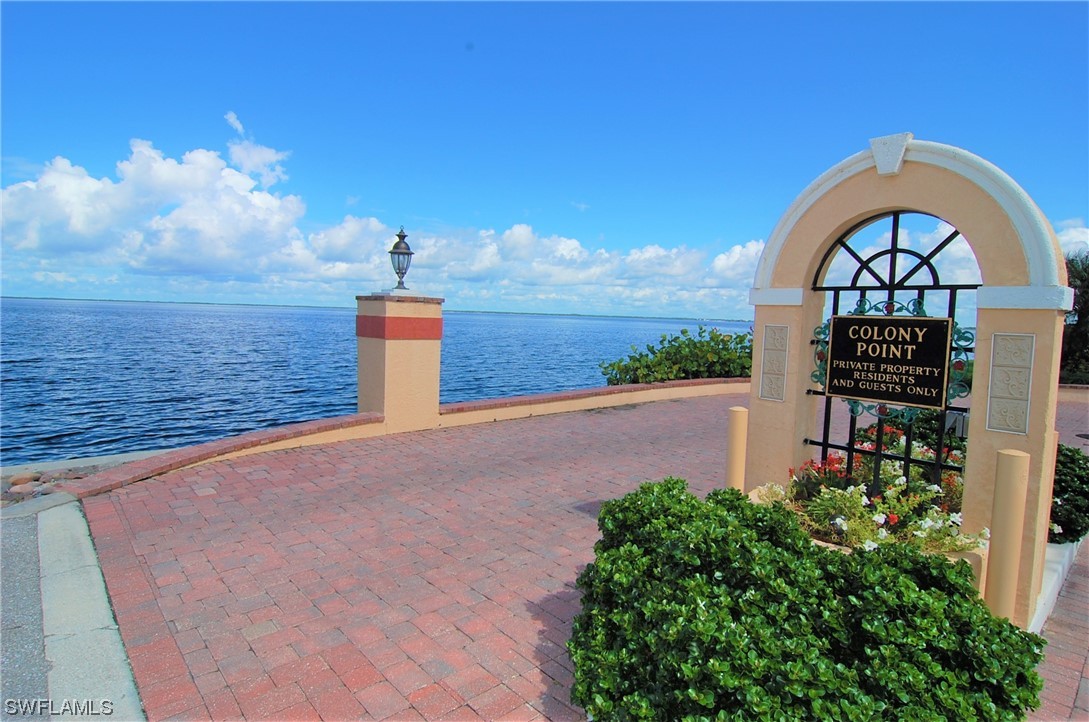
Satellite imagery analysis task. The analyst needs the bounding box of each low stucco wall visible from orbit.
[51,378,745,498]
[212,378,750,461]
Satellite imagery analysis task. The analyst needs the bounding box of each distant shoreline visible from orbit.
[0,295,755,326]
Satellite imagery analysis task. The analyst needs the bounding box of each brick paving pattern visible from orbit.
[1030,541,1089,722]
[86,396,738,720]
[82,392,1088,721]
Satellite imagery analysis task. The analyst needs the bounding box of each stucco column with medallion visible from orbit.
[746,133,1072,628]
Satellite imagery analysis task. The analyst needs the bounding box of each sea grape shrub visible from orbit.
[599,326,753,385]
[1049,444,1089,544]
[569,478,1044,722]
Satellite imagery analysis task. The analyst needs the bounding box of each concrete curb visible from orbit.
[1029,539,1084,633]
[1,492,81,520]
[37,501,144,721]
[1,450,170,478]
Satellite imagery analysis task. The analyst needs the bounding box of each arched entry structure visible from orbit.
[746,133,1073,628]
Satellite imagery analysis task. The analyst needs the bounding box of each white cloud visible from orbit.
[623,244,703,279]
[227,139,290,188]
[709,239,765,285]
[1056,218,1088,257]
[499,224,537,261]
[6,123,1081,321]
[447,241,502,281]
[819,217,983,288]
[225,111,245,135]
[2,137,308,280]
[134,182,306,277]
[2,156,124,250]
[118,141,226,198]
[32,271,76,284]
[308,216,388,263]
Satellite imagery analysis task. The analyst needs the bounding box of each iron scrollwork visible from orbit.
[811,299,972,421]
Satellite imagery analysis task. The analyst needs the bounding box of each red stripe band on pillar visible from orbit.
[356,315,443,340]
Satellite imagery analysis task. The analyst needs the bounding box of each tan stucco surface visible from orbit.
[747,136,1069,627]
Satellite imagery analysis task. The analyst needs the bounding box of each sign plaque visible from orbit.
[826,315,952,410]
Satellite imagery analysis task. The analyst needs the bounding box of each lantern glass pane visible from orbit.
[392,253,411,275]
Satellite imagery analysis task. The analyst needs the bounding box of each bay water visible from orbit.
[0,298,751,466]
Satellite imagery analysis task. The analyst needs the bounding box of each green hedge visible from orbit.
[600,326,752,385]
[1050,444,1089,544]
[569,478,1044,721]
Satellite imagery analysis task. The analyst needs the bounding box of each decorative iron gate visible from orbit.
[806,211,980,497]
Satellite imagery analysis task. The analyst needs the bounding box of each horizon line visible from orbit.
[0,295,756,325]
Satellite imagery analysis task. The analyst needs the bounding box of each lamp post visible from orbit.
[389,226,414,291]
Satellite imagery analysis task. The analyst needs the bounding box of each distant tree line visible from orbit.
[1062,251,1089,384]
[600,251,1088,386]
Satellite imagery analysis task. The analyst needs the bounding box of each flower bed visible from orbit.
[758,425,987,556]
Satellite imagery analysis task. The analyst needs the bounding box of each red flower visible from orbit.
[888,513,900,525]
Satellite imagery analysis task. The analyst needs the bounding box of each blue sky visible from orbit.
[2,1,1086,320]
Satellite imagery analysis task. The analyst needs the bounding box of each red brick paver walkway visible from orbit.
[85,395,738,720]
[1031,540,1089,722]
[83,392,1088,721]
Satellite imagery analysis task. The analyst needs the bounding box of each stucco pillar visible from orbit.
[745,296,825,492]
[726,406,749,491]
[961,307,1066,627]
[356,293,444,433]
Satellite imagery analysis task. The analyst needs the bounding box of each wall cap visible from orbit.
[748,287,805,306]
[357,293,445,304]
[978,285,1074,311]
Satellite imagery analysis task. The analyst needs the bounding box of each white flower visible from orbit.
[862,540,878,551]
[894,476,907,487]
[872,513,887,525]
[913,530,926,537]
[982,527,991,539]
[877,528,889,539]
[949,512,963,526]
[1055,498,1063,506]
[832,517,848,531]
[861,496,871,506]
[927,484,942,493]
[919,518,936,530]
[1050,523,1063,534]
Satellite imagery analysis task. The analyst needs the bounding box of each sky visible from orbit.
[2,1,1087,320]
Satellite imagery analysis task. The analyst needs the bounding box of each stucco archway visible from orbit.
[746,132,1072,627]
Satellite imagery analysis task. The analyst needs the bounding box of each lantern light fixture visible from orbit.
[389,226,414,291]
